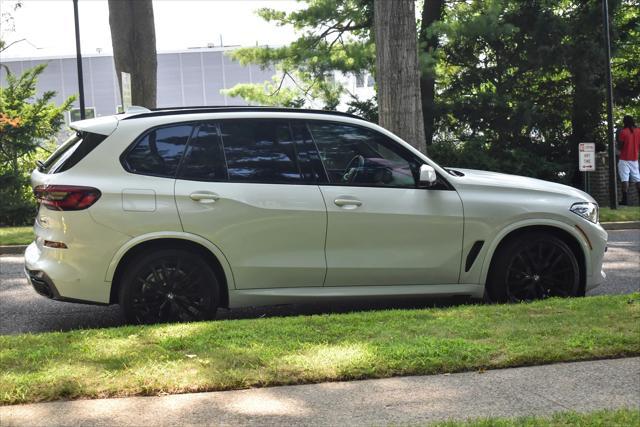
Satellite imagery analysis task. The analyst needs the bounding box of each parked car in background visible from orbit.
[25,107,607,323]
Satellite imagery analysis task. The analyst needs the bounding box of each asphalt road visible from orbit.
[1,230,638,335]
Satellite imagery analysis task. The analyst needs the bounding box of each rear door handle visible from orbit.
[334,197,362,208]
[190,192,220,204]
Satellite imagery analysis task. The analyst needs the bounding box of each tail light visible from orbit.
[34,185,101,211]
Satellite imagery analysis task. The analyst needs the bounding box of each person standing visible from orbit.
[617,115,640,205]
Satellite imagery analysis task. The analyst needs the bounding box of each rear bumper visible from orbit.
[24,242,111,304]
[24,266,108,305]
[24,267,57,299]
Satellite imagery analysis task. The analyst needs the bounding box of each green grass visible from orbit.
[600,206,640,222]
[0,226,33,246]
[1,294,639,405]
[434,408,639,426]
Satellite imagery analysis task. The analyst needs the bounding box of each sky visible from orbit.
[0,0,301,59]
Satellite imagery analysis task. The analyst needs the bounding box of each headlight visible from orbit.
[570,202,599,223]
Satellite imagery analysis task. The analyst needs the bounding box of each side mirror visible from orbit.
[419,164,437,187]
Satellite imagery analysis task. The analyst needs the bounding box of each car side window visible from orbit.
[179,123,228,181]
[307,121,417,188]
[124,125,193,177]
[220,119,302,183]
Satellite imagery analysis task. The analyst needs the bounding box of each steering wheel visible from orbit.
[342,155,365,183]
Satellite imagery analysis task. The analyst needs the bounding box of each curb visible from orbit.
[601,221,640,230]
[0,245,27,255]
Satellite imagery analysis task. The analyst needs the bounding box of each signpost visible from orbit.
[579,142,596,193]
[121,72,132,112]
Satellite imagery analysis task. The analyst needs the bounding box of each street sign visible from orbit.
[121,72,132,112]
[579,142,596,172]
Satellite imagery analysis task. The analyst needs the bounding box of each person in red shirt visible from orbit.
[618,115,640,205]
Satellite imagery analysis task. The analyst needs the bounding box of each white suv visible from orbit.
[25,107,607,323]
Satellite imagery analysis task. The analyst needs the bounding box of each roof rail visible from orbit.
[120,106,366,121]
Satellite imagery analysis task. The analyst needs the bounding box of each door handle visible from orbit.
[334,197,362,208]
[190,192,220,204]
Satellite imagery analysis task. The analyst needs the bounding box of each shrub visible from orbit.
[0,64,74,226]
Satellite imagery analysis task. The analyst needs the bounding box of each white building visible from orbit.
[0,47,275,123]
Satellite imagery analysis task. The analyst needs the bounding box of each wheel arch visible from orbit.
[479,221,589,296]
[106,232,235,306]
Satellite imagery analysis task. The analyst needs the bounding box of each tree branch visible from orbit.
[0,38,25,53]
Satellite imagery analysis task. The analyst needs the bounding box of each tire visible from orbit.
[486,232,580,303]
[119,248,220,324]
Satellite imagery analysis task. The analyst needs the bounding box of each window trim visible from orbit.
[120,122,197,179]
[305,119,454,191]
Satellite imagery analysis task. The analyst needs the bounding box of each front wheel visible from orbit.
[119,248,219,324]
[486,232,580,303]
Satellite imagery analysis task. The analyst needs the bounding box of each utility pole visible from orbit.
[602,0,617,209]
[73,0,86,120]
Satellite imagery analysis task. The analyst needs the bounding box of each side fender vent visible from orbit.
[465,241,485,272]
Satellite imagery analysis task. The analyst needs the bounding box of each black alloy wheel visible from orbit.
[119,249,219,324]
[487,232,580,303]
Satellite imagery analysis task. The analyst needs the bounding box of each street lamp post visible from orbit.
[602,0,617,209]
[73,0,86,120]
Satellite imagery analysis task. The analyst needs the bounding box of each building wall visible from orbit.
[0,48,275,122]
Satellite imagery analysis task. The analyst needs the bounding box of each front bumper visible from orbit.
[582,222,608,292]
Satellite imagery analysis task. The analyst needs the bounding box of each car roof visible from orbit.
[120,106,366,121]
[69,106,368,136]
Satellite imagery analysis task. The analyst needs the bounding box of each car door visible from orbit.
[308,120,464,286]
[175,119,327,289]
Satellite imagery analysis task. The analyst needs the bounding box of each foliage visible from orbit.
[222,71,342,109]
[226,0,373,108]
[0,64,74,225]
[1,293,638,404]
[226,0,639,186]
[612,0,640,120]
[433,0,638,185]
[346,94,378,122]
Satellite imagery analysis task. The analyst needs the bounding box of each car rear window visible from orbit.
[40,131,108,174]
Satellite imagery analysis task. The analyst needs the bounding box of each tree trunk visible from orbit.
[108,0,157,109]
[419,0,444,146]
[374,0,426,153]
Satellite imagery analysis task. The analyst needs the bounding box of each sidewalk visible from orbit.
[1,357,638,426]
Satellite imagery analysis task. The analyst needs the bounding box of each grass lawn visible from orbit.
[434,408,639,426]
[599,206,640,222]
[1,294,638,405]
[0,226,33,246]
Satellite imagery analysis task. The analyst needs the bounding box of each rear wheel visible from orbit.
[486,232,580,303]
[119,248,219,324]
